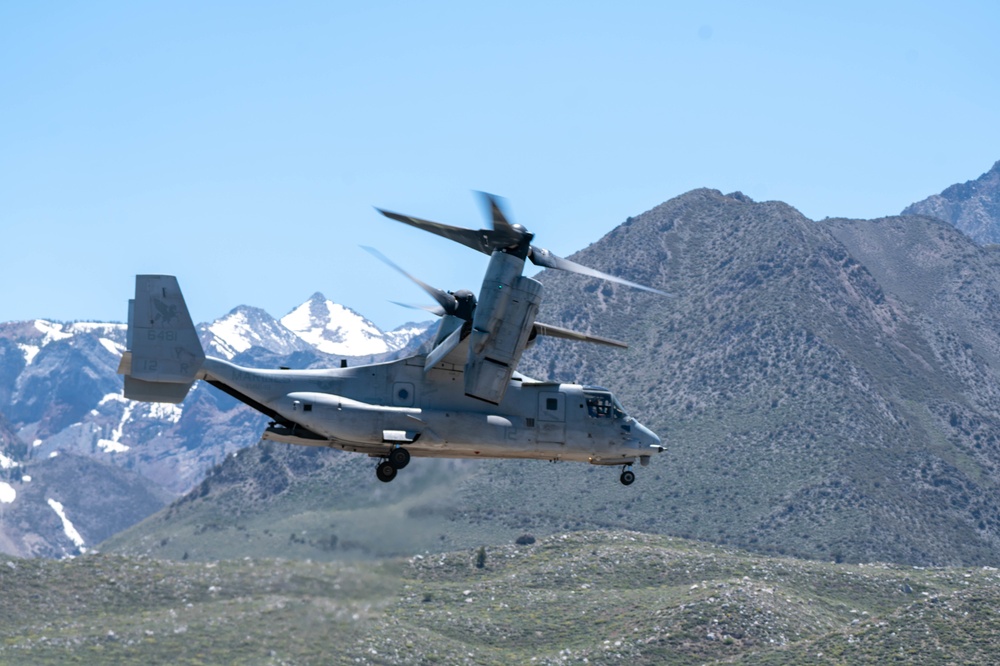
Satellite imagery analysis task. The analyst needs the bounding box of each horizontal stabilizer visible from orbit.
[124,376,194,403]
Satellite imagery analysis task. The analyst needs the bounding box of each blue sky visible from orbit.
[2,1,999,330]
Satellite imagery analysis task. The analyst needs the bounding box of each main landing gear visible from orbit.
[620,466,636,486]
[375,446,411,483]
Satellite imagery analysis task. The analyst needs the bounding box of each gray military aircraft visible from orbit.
[117,194,664,485]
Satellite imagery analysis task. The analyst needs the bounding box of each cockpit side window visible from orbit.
[584,391,625,419]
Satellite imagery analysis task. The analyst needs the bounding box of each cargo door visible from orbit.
[537,391,566,444]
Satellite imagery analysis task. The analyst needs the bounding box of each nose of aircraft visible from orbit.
[635,421,663,452]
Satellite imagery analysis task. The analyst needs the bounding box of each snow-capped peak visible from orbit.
[280,293,400,356]
[200,305,308,359]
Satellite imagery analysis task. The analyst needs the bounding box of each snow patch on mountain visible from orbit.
[98,439,129,454]
[3,321,127,365]
[99,338,125,355]
[67,322,126,336]
[281,293,403,356]
[34,320,73,344]
[18,343,40,364]
[209,313,256,356]
[47,498,86,554]
[98,400,135,453]
[146,402,183,424]
[386,322,434,350]
[99,393,128,406]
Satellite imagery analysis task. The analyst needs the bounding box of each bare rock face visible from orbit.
[903,161,1000,245]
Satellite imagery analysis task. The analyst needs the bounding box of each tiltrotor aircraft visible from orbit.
[118,194,664,485]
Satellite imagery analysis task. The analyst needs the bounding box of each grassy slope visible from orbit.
[5,531,1000,665]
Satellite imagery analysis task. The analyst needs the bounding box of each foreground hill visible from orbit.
[106,187,1000,568]
[7,531,1000,665]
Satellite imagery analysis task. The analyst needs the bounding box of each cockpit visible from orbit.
[583,387,628,420]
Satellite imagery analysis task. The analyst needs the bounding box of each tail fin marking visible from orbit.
[121,275,205,403]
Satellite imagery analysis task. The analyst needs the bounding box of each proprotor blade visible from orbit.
[475,191,524,247]
[528,246,672,296]
[361,246,459,314]
[390,301,448,317]
[375,208,494,255]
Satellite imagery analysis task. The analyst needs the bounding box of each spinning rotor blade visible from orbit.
[476,191,525,247]
[390,301,447,317]
[533,322,627,349]
[377,193,529,255]
[528,247,672,296]
[375,209,498,255]
[378,194,670,295]
[361,246,458,314]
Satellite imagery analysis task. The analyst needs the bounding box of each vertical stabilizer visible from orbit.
[119,275,205,403]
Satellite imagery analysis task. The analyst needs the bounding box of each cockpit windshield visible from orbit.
[584,390,627,420]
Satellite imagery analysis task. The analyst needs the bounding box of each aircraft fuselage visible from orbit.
[198,353,660,466]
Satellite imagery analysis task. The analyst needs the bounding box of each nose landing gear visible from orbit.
[375,446,411,482]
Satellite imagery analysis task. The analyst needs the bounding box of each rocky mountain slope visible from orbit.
[520,189,1000,566]
[107,186,1000,568]
[6,531,1000,664]
[903,160,1000,245]
[0,297,432,558]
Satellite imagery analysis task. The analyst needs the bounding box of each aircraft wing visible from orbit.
[532,322,627,348]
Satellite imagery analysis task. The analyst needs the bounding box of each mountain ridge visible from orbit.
[0,294,433,558]
[104,182,1000,569]
[903,160,1000,245]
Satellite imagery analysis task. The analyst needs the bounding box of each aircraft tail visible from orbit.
[117,275,205,403]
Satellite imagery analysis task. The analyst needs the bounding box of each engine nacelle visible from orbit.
[465,252,543,403]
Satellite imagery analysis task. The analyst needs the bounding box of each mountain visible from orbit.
[279,292,420,357]
[0,297,432,559]
[518,189,1000,566]
[199,305,311,359]
[8,531,1000,664]
[0,452,172,558]
[107,187,1000,569]
[903,160,1000,245]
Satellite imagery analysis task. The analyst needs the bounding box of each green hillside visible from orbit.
[7,530,1000,664]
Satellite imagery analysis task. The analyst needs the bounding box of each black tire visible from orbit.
[376,461,397,483]
[620,470,636,486]
[388,447,411,469]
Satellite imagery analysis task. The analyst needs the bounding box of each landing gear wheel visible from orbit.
[388,446,410,470]
[620,469,636,486]
[376,460,397,483]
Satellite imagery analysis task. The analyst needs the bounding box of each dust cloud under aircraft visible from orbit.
[118,194,664,485]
